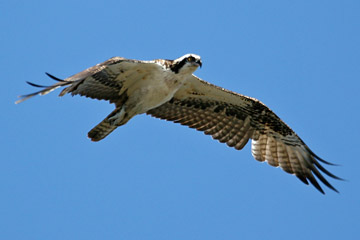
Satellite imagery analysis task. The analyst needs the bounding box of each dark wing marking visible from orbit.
[147,75,341,194]
[16,57,162,104]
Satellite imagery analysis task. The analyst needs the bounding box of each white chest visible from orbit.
[126,70,188,114]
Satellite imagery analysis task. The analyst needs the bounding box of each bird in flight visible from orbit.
[16,54,341,193]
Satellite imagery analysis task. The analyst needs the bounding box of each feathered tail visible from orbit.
[88,107,128,141]
[88,118,118,142]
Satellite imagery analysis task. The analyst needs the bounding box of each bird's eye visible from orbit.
[187,57,194,62]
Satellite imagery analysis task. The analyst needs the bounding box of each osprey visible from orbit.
[16,54,341,193]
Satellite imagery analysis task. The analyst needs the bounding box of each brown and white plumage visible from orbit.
[16,54,341,193]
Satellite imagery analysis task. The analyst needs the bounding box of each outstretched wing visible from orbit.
[16,57,163,104]
[147,75,341,193]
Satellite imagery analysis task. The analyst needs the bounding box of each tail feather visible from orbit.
[88,107,125,141]
[88,119,118,142]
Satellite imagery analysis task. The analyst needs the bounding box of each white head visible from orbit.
[170,54,202,74]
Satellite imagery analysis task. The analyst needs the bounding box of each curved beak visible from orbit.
[196,59,202,68]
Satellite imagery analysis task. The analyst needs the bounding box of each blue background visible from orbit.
[2,0,359,239]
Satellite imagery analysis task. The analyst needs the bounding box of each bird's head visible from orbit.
[171,54,202,74]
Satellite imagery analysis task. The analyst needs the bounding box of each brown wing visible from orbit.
[15,57,164,104]
[147,75,341,194]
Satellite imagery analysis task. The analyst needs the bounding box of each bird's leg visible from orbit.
[108,107,126,126]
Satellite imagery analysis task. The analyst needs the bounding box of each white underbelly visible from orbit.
[126,73,184,114]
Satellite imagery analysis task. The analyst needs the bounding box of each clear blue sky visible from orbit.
[2,0,359,239]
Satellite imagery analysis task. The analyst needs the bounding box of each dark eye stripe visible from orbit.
[170,56,196,73]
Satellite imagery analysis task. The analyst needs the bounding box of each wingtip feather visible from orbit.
[45,72,65,82]
[26,81,49,88]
